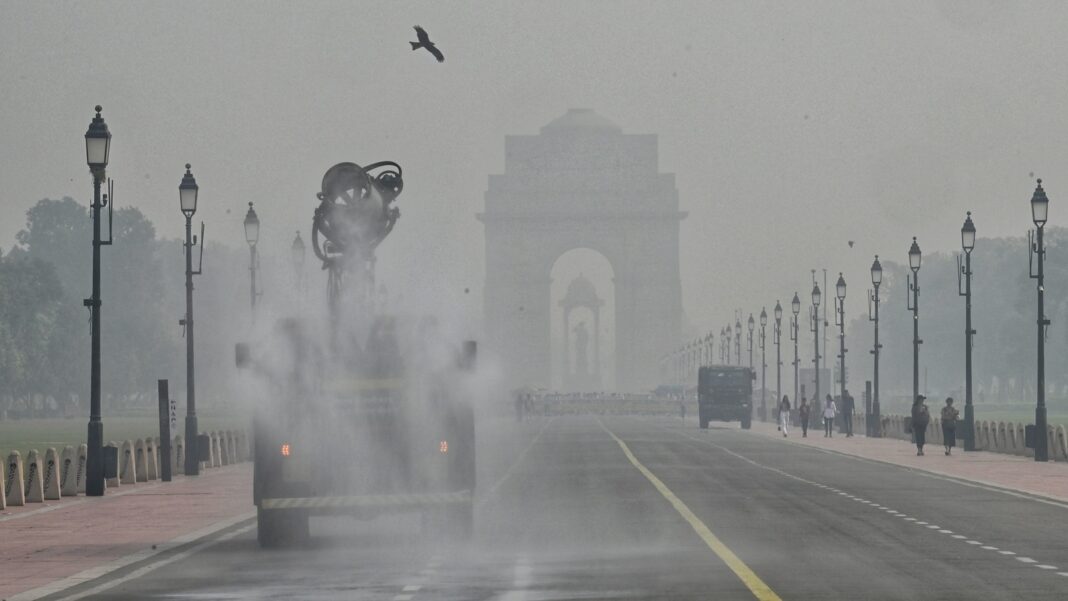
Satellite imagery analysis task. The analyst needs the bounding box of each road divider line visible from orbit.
[597,419,783,601]
[477,418,554,509]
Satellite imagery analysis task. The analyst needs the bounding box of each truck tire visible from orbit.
[700,417,709,429]
[257,507,309,548]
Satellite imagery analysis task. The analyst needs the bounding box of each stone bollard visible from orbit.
[25,449,44,503]
[153,437,161,476]
[227,431,237,464]
[60,446,78,496]
[173,435,184,474]
[76,444,88,493]
[6,451,25,506]
[211,432,222,468]
[42,448,62,501]
[0,455,5,510]
[1048,425,1058,462]
[134,439,148,482]
[120,440,137,484]
[219,432,231,466]
[105,441,121,488]
[1057,425,1068,461]
[145,437,158,480]
[1008,423,1019,455]
[980,421,990,450]
[994,422,1004,453]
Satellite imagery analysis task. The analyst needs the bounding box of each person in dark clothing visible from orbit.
[912,395,930,456]
[798,397,810,437]
[841,390,855,437]
[941,397,959,455]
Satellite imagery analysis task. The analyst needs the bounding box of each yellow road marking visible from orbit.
[597,418,783,601]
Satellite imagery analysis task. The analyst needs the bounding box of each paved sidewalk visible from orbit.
[745,419,1068,503]
[0,464,252,600]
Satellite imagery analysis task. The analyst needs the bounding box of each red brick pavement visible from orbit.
[747,420,1068,503]
[0,464,252,600]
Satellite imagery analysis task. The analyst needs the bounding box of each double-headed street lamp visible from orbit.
[735,316,742,365]
[869,256,883,437]
[759,307,767,421]
[179,164,204,476]
[774,301,782,412]
[811,283,822,419]
[790,293,800,407]
[1029,180,1050,462]
[725,325,733,365]
[958,213,977,451]
[83,106,112,497]
[243,202,261,310]
[835,273,847,411]
[907,237,922,406]
[747,314,755,369]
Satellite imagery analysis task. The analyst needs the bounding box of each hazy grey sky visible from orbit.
[3,0,1067,338]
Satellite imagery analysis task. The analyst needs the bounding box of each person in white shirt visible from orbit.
[823,394,837,438]
[779,395,791,437]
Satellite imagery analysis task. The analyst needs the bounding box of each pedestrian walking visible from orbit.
[779,395,791,437]
[912,395,930,456]
[941,397,959,456]
[823,394,837,437]
[798,397,810,437]
[841,389,855,437]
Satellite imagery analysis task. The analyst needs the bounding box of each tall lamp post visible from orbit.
[180,164,204,476]
[747,314,755,369]
[735,316,742,365]
[759,307,768,421]
[907,238,922,407]
[83,106,112,497]
[958,213,976,451]
[1029,180,1050,462]
[726,325,733,365]
[244,202,260,310]
[774,301,782,408]
[869,256,883,437]
[835,273,847,406]
[811,283,822,424]
[790,293,800,408]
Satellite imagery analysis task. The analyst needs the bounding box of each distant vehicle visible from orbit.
[697,366,754,429]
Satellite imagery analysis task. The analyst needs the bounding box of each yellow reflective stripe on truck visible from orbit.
[261,491,471,509]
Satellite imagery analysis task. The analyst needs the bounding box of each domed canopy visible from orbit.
[541,108,622,134]
[559,274,604,309]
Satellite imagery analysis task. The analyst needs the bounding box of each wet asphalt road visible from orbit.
[55,415,1068,600]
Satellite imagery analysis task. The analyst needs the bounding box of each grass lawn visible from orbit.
[0,414,247,459]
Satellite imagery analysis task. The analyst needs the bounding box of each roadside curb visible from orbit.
[8,511,255,601]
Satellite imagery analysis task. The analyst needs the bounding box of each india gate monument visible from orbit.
[479,109,685,392]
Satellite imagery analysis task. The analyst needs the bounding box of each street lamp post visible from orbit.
[835,273,847,419]
[791,293,800,408]
[774,301,782,410]
[869,256,883,437]
[179,164,204,476]
[83,106,111,497]
[759,308,768,421]
[1029,180,1050,462]
[244,202,260,310]
[811,283,822,428]
[726,325,733,365]
[747,314,755,370]
[735,316,742,365]
[907,237,922,408]
[958,213,976,451]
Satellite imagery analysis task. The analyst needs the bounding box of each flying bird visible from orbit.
[411,26,444,63]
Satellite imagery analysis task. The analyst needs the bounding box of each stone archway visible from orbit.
[479,109,685,391]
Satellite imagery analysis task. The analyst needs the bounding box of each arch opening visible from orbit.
[549,248,616,391]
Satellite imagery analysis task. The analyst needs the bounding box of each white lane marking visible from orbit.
[1000,551,1017,555]
[403,584,423,592]
[1056,572,1068,577]
[952,535,967,539]
[1038,565,1059,570]
[477,418,554,509]
[981,546,998,551]
[915,521,928,525]
[1018,557,1038,563]
[904,517,917,521]
[938,530,953,534]
[394,595,414,601]
[926,525,941,530]
[966,540,982,545]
